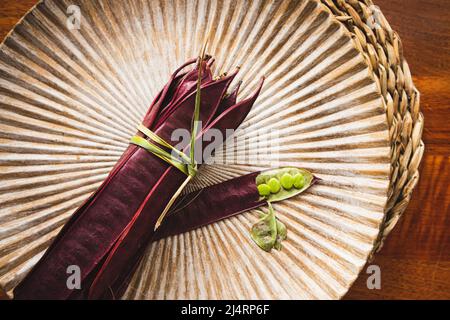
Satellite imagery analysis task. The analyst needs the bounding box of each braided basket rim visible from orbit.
[320,0,424,257]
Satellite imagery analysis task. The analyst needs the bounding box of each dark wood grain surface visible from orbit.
[0,0,449,300]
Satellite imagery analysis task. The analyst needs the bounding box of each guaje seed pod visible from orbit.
[153,168,318,241]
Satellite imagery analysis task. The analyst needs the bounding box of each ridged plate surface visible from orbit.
[0,0,391,299]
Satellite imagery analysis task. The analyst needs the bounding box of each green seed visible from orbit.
[268,178,281,194]
[255,175,266,186]
[280,173,294,189]
[293,173,306,189]
[257,184,271,197]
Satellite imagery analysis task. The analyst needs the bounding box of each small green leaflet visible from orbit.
[251,203,287,252]
[274,217,287,251]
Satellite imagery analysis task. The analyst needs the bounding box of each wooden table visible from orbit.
[0,0,448,300]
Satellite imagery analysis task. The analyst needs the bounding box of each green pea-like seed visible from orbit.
[293,173,305,189]
[280,173,294,189]
[268,178,281,194]
[257,184,271,197]
[255,175,265,186]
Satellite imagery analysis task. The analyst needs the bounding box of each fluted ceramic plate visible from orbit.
[0,0,391,299]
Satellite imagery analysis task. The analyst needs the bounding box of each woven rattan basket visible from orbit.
[0,0,423,299]
[320,0,424,256]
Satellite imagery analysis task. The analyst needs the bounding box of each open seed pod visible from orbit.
[0,0,423,299]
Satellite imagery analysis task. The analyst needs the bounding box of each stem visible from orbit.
[154,175,192,231]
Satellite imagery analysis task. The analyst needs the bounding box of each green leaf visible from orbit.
[130,136,190,176]
[190,53,205,167]
[137,124,191,164]
[259,211,287,251]
[274,219,287,251]
[276,219,287,240]
[250,204,277,252]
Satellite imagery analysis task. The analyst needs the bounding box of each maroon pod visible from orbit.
[154,172,321,241]
[154,172,265,241]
